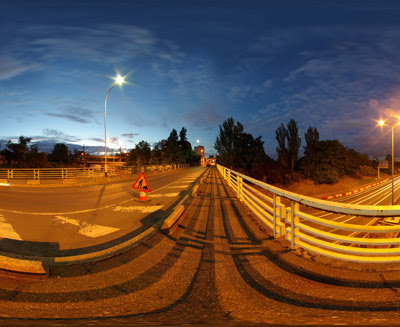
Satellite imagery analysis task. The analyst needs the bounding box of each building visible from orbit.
[194,145,205,166]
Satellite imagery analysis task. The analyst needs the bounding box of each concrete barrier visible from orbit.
[27,180,40,185]
[0,255,48,275]
[161,205,185,235]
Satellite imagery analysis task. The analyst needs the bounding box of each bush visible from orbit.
[359,166,377,177]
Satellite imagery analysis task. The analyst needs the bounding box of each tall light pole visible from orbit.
[104,74,126,177]
[379,119,396,205]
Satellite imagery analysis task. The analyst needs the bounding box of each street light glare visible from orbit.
[378,120,385,127]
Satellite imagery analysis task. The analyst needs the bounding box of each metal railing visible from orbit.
[217,164,400,263]
[0,164,189,180]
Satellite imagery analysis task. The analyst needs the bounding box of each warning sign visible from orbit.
[132,172,151,192]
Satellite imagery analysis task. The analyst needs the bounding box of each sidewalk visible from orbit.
[211,168,400,287]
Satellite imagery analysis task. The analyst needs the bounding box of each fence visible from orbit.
[0,164,189,180]
[217,164,400,263]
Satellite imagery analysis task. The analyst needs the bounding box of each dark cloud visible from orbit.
[45,107,96,124]
[45,113,90,124]
[121,133,139,138]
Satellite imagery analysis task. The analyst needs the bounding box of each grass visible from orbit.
[279,173,389,199]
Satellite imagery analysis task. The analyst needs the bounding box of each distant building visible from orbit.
[194,145,205,166]
[206,157,216,166]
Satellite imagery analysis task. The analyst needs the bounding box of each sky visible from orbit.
[2,0,400,158]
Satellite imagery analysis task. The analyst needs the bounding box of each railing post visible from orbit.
[228,170,231,187]
[290,201,299,249]
[273,194,277,237]
[237,175,243,200]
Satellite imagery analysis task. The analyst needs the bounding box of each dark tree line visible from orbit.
[214,117,378,185]
[126,127,200,166]
[299,127,375,184]
[1,127,201,168]
[0,137,86,168]
[214,117,271,172]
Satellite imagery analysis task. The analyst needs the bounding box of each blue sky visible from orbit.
[2,0,400,158]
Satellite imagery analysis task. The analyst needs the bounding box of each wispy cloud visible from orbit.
[45,107,96,124]
[22,24,184,65]
[0,55,41,80]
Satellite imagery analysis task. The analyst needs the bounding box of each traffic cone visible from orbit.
[139,191,147,201]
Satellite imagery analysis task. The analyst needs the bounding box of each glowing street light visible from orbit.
[104,74,126,177]
[378,119,398,205]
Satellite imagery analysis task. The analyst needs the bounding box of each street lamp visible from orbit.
[378,119,396,205]
[104,74,126,177]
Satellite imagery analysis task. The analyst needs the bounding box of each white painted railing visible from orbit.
[217,164,400,263]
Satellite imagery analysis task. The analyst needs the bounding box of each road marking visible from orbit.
[0,214,22,240]
[0,172,204,216]
[54,216,119,238]
[164,184,190,189]
[149,193,179,198]
[112,205,163,213]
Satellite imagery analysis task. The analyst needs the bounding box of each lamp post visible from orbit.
[379,119,395,205]
[104,74,126,177]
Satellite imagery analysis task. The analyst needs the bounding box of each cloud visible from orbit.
[41,128,80,143]
[121,133,139,138]
[45,113,89,124]
[45,107,96,124]
[0,55,42,80]
[183,104,226,130]
[23,24,184,65]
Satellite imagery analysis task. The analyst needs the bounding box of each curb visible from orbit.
[321,178,390,200]
[161,168,209,235]
[0,255,48,275]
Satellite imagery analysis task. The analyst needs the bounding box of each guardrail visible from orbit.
[0,163,189,180]
[217,164,400,263]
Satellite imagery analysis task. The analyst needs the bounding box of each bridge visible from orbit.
[0,165,400,325]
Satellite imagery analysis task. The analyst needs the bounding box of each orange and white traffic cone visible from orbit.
[139,191,147,201]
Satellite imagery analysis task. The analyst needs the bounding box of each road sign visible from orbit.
[379,161,389,168]
[132,172,151,192]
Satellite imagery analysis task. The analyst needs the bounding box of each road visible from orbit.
[1,167,400,326]
[300,177,400,233]
[0,167,205,254]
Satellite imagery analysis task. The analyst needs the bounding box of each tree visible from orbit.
[310,140,348,184]
[127,140,151,166]
[286,119,301,170]
[179,127,187,142]
[150,142,163,165]
[300,127,320,179]
[178,127,193,164]
[52,143,69,163]
[27,144,50,168]
[214,117,244,169]
[135,140,151,165]
[215,117,270,172]
[163,129,184,164]
[6,136,32,167]
[275,123,288,168]
[304,127,319,158]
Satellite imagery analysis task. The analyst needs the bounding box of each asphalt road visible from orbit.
[0,167,206,252]
[301,176,400,232]
[2,167,400,326]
